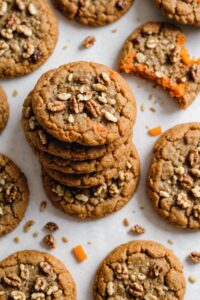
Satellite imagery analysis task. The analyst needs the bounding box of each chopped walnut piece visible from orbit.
[40,261,54,275]
[23,220,35,233]
[35,276,47,291]
[82,35,96,48]
[189,252,200,263]
[129,282,144,297]
[132,224,145,234]
[44,222,59,232]
[10,291,26,300]
[3,273,21,287]
[47,101,66,112]
[43,234,56,249]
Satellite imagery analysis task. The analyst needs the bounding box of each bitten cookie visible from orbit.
[0,154,29,237]
[22,94,131,161]
[94,240,186,300]
[0,250,76,299]
[31,61,136,146]
[147,123,200,229]
[42,144,140,219]
[53,0,134,27]
[119,22,200,109]
[0,86,9,133]
[154,0,200,26]
[0,0,58,78]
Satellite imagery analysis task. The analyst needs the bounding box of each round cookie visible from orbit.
[53,0,134,27]
[154,0,200,26]
[147,122,200,229]
[94,240,186,300]
[34,137,131,174]
[42,145,140,219]
[0,153,29,237]
[31,61,136,146]
[22,93,132,161]
[43,144,136,188]
[0,250,76,299]
[0,86,9,133]
[0,0,58,78]
[119,22,200,109]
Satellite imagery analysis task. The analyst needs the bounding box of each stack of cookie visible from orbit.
[22,61,140,219]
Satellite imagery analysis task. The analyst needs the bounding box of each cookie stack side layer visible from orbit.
[22,61,140,219]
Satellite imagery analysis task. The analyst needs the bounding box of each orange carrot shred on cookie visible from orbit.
[148,126,162,136]
[72,245,87,262]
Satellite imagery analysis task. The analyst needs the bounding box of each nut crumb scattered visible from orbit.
[82,35,96,48]
[188,275,196,284]
[148,94,153,100]
[150,107,156,113]
[40,201,47,212]
[23,220,35,233]
[123,218,129,226]
[140,205,145,210]
[167,239,174,245]
[131,225,145,234]
[87,241,92,245]
[62,45,68,50]
[189,252,200,263]
[111,29,117,33]
[32,231,39,238]
[141,103,146,112]
[44,222,59,232]
[62,236,68,243]
[43,234,56,249]
[12,90,18,97]
[13,237,20,243]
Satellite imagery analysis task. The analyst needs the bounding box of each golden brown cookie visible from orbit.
[0,250,76,299]
[0,153,29,237]
[147,122,200,229]
[154,0,200,26]
[119,22,200,109]
[0,0,58,78]
[42,145,140,219]
[0,86,9,133]
[53,0,134,27]
[31,61,136,146]
[94,240,186,299]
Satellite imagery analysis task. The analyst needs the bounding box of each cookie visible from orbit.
[53,0,134,27]
[0,0,58,78]
[43,144,136,188]
[22,93,132,161]
[154,0,200,26]
[147,122,200,229]
[42,145,139,219]
[0,86,9,133]
[31,61,136,146]
[0,154,29,237]
[34,137,131,174]
[119,22,200,109]
[94,240,186,300]
[0,250,76,299]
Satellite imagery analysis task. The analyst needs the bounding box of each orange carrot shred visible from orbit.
[148,126,162,136]
[72,245,87,262]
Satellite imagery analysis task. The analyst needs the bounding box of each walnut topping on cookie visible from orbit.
[0,0,58,78]
[119,22,200,109]
[94,240,186,299]
[147,122,200,229]
[0,250,76,299]
[31,62,136,146]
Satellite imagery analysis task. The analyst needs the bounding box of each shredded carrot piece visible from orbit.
[73,245,87,262]
[181,47,193,65]
[148,127,162,136]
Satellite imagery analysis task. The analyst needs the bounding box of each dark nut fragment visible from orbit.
[31,49,43,63]
[3,273,21,287]
[115,0,126,10]
[129,282,144,297]
[189,252,200,263]
[44,222,59,232]
[43,234,56,249]
[85,100,101,118]
[69,97,84,114]
[82,35,96,48]
[5,185,18,203]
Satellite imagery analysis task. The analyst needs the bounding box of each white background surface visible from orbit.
[1,0,200,298]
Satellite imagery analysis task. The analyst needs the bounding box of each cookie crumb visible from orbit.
[189,252,200,263]
[140,103,146,112]
[23,220,35,233]
[131,225,145,234]
[33,231,39,238]
[44,222,59,232]
[150,107,156,113]
[82,36,96,48]
[123,218,129,226]
[62,45,68,50]
[13,237,20,243]
[40,201,47,212]
[12,90,18,97]
[111,29,117,33]
[61,236,68,243]
[167,239,174,245]
[43,234,56,249]
[188,275,196,284]
[148,94,153,101]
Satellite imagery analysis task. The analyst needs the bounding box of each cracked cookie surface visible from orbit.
[22,93,132,160]
[0,250,76,299]
[0,0,58,78]
[155,0,200,26]
[119,22,200,109]
[53,0,134,27]
[0,153,29,237]
[94,240,186,300]
[42,145,140,219]
[0,86,9,134]
[31,61,136,146]
[147,123,200,229]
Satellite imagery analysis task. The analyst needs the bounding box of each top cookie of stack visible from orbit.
[22,61,139,219]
